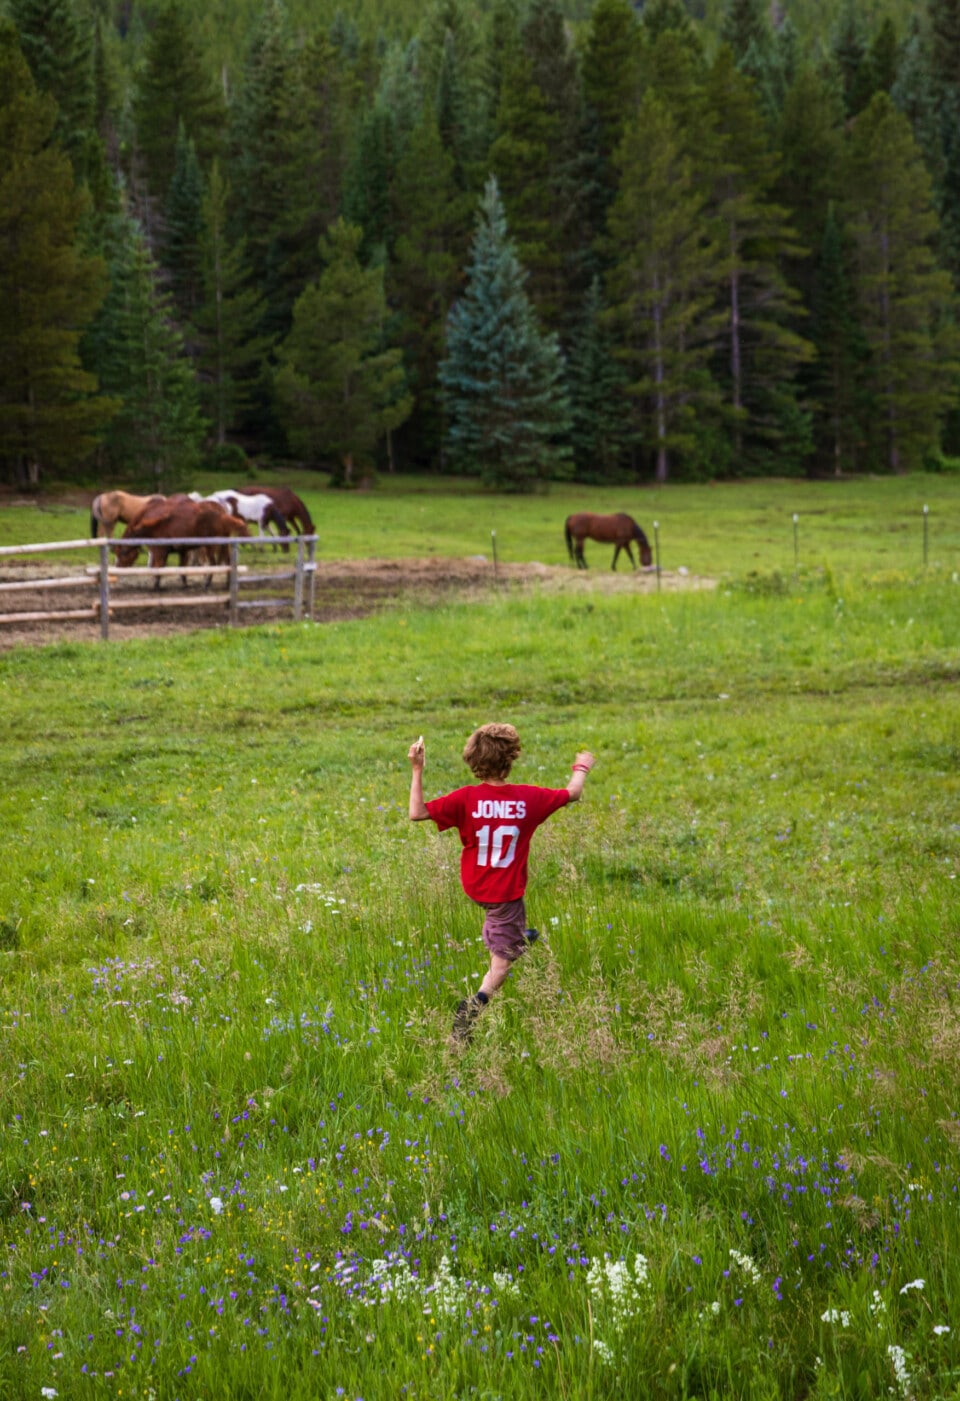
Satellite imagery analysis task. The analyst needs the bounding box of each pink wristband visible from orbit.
[572,763,590,772]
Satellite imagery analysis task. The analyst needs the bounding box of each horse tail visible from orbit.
[90,495,101,539]
[564,517,574,562]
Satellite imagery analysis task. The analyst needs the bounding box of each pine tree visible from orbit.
[132,0,224,204]
[808,205,870,475]
[274,219,411,484]
[831,0,873,117]
[388,103,467,466]
[194,161,273,446]
[419,0,488,183]
[704,47,813,463]
[606,94,723,482]
[566,278,631,482]
[89,215,206,491]
[0,24,112,487]
[843,93,959,470]
[439,177,571,489]
[10,0,94,174]
[163,122,204,324]
[341,102,398,265]
[777,66,844,309]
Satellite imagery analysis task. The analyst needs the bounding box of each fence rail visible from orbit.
[0,534,317,638]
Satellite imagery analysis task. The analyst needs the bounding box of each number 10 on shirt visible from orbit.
[476,824,520,868]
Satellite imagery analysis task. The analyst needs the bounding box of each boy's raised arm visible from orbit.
[408,736,429,820]
[566,750,595,802]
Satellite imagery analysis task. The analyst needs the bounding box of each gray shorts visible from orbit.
[478,897,528,962]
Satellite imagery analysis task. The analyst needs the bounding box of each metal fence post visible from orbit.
[653,521,661,592]
[923,503,929,566]
[293,536,305,621]
[229,541,239,626]
[98,540,110,640]
[793,512,799,574]
[491,529,499,586]
[307,536,316,620]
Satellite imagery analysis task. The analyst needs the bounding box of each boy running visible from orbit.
[408,723,594,1043]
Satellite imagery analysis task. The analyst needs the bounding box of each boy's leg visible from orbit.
[479,953,514,999]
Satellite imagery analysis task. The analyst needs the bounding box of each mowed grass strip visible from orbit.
[0,577,958,1397]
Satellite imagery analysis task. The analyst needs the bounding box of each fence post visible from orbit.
[923,503,929,566]
[229,541,239,626]
[491,529,499,586]
[98,540,110,640]
[293,536,305,621]
[307,536,316,620]
[793,512,799,574]
[653,520,661,592]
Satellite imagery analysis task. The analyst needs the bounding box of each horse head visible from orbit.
[634,523,653,567]
[266,503,291,552]
[113,541,139,568]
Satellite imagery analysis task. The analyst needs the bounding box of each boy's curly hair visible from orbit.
[463,723,521,781]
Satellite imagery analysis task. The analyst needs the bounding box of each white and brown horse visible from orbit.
[90,490,167,539]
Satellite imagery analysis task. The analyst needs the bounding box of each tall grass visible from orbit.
[1,575,959,1397]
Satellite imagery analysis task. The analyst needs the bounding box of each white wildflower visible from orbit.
[493,1271,520,1299]
[209,1197,224,1215]
[899,1279,924,1294]
[729,1248,763,1286]
[586,1255,649,1333]
[41,1390,58,1399]
[422,1255,467,1317]
[887,1343,911,1395]
[821,1308,851,1328]
[593,1339,614,1366]
[869,1290,887,1316]
[934,1325,951,1336]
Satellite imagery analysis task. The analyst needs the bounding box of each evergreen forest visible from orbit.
[3,0,960,492]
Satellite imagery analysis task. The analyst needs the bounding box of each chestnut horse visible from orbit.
[564,512,653,570]
[238,486,314,536]
[114,500,249,589]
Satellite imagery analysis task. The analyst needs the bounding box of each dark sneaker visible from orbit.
[524,928,540,945]
[452,996,483,1044]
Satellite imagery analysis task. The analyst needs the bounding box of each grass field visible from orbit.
[1,479,959,1399]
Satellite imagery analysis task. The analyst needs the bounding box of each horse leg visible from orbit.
[612,545,620,571]
[625,541,637,570]
[576,541,587,570]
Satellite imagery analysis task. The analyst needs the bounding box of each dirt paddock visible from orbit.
[0,555,712,651]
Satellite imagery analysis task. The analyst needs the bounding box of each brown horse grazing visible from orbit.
[114,501,249,589]
[565,512,653,570]
[91,490,164,539]
[238,486,314,536]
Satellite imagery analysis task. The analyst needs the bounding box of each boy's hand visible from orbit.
[572,751,595,770]
[408,736,425,769]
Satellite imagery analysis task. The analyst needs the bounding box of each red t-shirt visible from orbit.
[425,782,570,903]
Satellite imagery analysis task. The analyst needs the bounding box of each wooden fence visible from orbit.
[0,534,318,638]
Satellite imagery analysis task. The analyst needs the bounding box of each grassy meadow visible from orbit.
[2,473,960,578]
[1,478,960,1399]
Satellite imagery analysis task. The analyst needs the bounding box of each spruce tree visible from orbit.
[843,93,959,470]
[388,103,467,466]
[274,219,411,484]
[10,0,94,174]
[489,54,565,330]
[566,278,631,482]
[720,0,770,71]
[605,93,723,482]
[163,123,204,324]
[439,177,571,489]
[581,0,641,239]
[777,66,844,309]
[132,0,224,204]
[194,162,273,446]
[704,47,813,464]
[831,0,872,117]
[89,215,206,491]
[0,24,112,487]
[808,205,870,475]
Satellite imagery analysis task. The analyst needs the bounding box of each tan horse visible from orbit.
[90,490,166,539]
[564,512,653,570]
